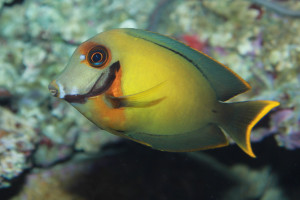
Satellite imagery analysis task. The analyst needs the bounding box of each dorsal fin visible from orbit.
[124,28,250,101]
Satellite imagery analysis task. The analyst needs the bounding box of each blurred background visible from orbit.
[0,0,300,199]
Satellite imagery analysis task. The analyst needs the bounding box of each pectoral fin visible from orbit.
[105,82,166,108]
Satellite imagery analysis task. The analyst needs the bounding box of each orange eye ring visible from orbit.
[87,45,109,68]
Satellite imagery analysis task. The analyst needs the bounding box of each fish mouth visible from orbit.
[64,61,121,104]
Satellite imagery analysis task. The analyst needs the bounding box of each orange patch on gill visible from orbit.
[87,67,126,132]
[106,66,123,98]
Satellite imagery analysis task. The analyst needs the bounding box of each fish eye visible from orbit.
[87,45,109,68]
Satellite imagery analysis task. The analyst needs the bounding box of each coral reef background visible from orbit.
[0,0,300,199]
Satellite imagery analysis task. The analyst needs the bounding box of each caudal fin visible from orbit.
[219,100,280,158]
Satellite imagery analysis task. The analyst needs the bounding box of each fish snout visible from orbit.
[48,80,59,97]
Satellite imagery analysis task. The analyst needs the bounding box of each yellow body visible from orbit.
[49,29,280,157]
[74,30,216,135]
[114,31,215,135]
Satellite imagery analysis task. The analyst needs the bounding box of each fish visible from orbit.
[48,28,280,157]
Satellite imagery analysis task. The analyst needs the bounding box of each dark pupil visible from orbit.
[88,46,108,68]
[92,53,102,63]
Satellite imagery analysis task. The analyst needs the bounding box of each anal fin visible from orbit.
[125,124,229,152]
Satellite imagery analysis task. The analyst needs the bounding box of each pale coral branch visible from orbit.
[249,0,300,17]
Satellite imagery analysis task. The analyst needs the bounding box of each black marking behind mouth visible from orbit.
[64,61,121,104]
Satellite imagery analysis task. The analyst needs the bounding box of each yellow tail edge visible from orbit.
[220,100,280,158]
[244,100,280,157]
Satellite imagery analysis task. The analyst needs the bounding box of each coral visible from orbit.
[0,0,299,197]
[0,108,38,188]
[9,146,233,200]
[224,165,287,200]
[9,144,289,200]
[179,34,207,52]
[0,0,157,188]
[10,161,88,200]
[250,0,300,17]
[165,0,300,149]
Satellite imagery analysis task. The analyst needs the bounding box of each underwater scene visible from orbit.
[0,0,300,199]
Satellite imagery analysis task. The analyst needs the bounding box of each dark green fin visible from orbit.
[219,100,280,158]
[124,28,250,101]
[106,82,165,108]
[125,124,229,152]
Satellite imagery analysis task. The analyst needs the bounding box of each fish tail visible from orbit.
[218,100,279,158]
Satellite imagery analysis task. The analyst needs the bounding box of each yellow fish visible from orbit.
[49,28,279,157]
